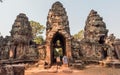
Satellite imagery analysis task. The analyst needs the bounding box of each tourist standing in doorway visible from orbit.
[62,55,68,67]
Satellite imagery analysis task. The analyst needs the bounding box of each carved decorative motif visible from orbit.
[45,1,72,65]
[84,10,108,43]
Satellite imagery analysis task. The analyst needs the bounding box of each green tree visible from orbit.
[33,36,44,44]
[30,20,45,44]
[73,30,84,41]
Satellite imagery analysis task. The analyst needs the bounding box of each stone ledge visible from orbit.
[0,64,25,75]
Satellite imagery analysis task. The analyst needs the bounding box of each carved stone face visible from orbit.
[11,22,23,43]
[46,1,70,34]
[90,17,107,42]
[11,13,32,44]
[84,10,108,43]
[13,22,22,34]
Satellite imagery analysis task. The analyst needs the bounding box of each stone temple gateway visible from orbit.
[45,2,72,65]
[45,1,120,67]
[0,1,120,75]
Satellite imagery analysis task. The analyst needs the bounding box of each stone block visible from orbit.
[0,64,25,75]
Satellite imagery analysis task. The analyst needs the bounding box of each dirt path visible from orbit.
[25,65,120,75]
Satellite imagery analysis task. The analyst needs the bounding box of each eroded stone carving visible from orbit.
[0,36,11,60]
[46,1,70,34]
[45,1,72,65]
[0,65,25,75]
[10,13,38,60]
[114,39,120,59]
[84,10,108,43]
[78,10,109,61]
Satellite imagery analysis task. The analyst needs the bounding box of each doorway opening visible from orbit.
[99,36,105,44]
[51,32,66,64]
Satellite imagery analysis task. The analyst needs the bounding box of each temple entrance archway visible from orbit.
[45,1,72,65]
[45,30,72,65]
[51,32,66,64]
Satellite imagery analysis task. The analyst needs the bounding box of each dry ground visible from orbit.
[25,65,120,75]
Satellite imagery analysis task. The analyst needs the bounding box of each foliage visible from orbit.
[73,30,84,41]
[30,21,45,37]
[30,20,45,44]
[33,36,44,44]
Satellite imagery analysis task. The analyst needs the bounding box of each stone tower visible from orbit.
[80,10,109,60]
[46,1,72,65]
[11,13,32,44]
[46,1,70,34]
[10,13,33,59]
[84,10,108,44]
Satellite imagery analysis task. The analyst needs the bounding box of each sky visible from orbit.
[0,0,120,38]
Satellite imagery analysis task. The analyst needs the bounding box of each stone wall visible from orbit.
[0,65,25,75]
[114,39,120,59]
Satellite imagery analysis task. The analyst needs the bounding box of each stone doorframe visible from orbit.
[45,30,72,65]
